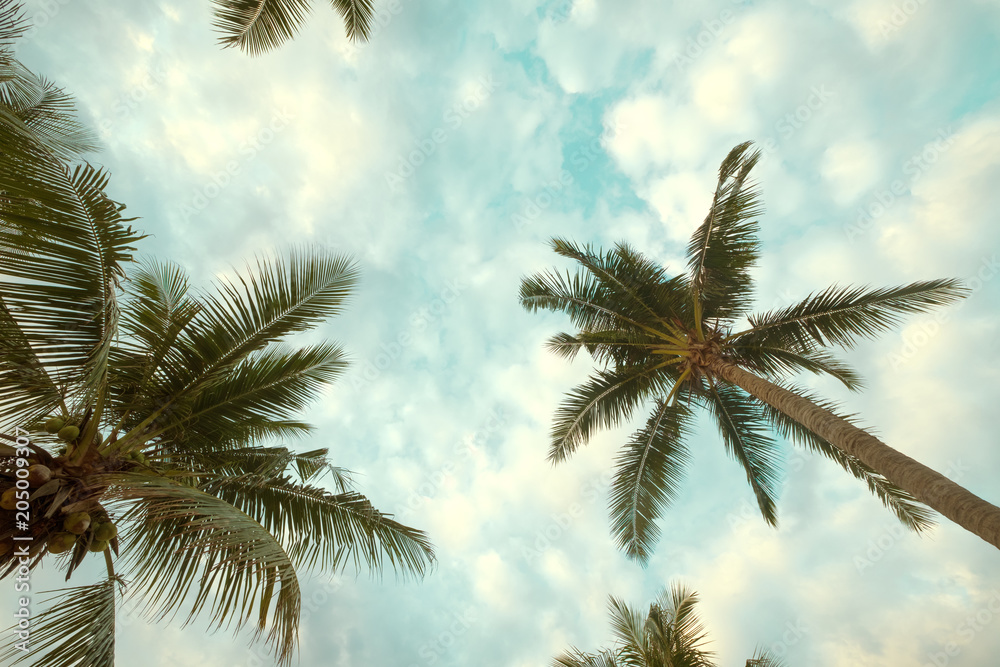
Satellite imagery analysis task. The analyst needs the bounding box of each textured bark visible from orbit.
[707,358,1000,551]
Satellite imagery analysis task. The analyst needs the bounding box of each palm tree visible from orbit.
[553,583,787,667]
[0,7,433,665]
[212,0,378,55]
[519,141,1000,561]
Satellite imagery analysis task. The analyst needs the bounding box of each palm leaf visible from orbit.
[200,473,436,576]
[728,343,863,391]
[550,238,691,332]
[0,579,119,666]
[607,595,650,665]
[646,583,715,666]
[609,399,693,564]
[212,0,314,55]
[148,342,347,450]
[745,647,786,667]
[330,0,376,41]
[686,141,763,322]
[733,280,968,351]
[549,364,671,463]
[151,249,357,418]
[702,382,782,527]
[101,473,302,667]
[553,649,621,667]
[0,60,97,159]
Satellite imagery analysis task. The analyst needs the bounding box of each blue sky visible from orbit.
[5,0,1000,665]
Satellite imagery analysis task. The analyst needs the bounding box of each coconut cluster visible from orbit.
[46,513,118,554]
[0,415,125,572]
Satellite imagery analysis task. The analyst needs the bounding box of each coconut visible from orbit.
[88,539,109,553]
[0,488,17,511]
[63,512,91,535]
[44,416,65,434]
[57,425,80,442]
[46,532,77,554]
[94,521,117,541]
[27,464,52,487]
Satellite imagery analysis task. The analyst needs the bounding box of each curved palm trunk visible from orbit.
[707,358,1000,550]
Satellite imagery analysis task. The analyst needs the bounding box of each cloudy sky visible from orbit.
[5,0,1000,664]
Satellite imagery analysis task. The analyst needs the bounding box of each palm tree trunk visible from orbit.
[707,358,1000,551]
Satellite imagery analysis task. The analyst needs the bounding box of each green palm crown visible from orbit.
[0,7,433,665]
[521,142,969,563]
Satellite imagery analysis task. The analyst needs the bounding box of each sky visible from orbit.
[4,0,1000,665]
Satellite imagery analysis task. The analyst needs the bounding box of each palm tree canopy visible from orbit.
[0,8,434,663]
[553,583,788,667]
[520,141,965,563]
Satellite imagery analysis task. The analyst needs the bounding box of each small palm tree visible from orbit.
[0,8,433,665]
[553,583,787,667]
[520,141,1000,561]
[212,0,378,55]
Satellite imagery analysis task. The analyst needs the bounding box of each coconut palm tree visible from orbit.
[212,0,378,55]
[553,583,787,667]
[519,141,1000,562]
[0,7,433,665]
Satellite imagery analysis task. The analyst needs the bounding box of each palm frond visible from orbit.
[607,595,650,665]
[545,329,669,368]
[728,343,864,391]
[550,238,692,331]
[745,647,787,667]
[733,280,968,351]
[330,0,376,41]
[702,382,782,527]
[0,154,143,422]
[148,342,347,449]
[0,59,97,159]
[686,141,763,322]
[553,649,621,667]
[549,364,670,463]
[520,267,650,335]
[752,383,935,533]
[0,578,119,666]
[609,399,693,564]
[101,473,302,667]
[212,0,314,55]
[157,249,357,413]
[647,583,715,666]
[0,1,27,50]
[200,473,436,576]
